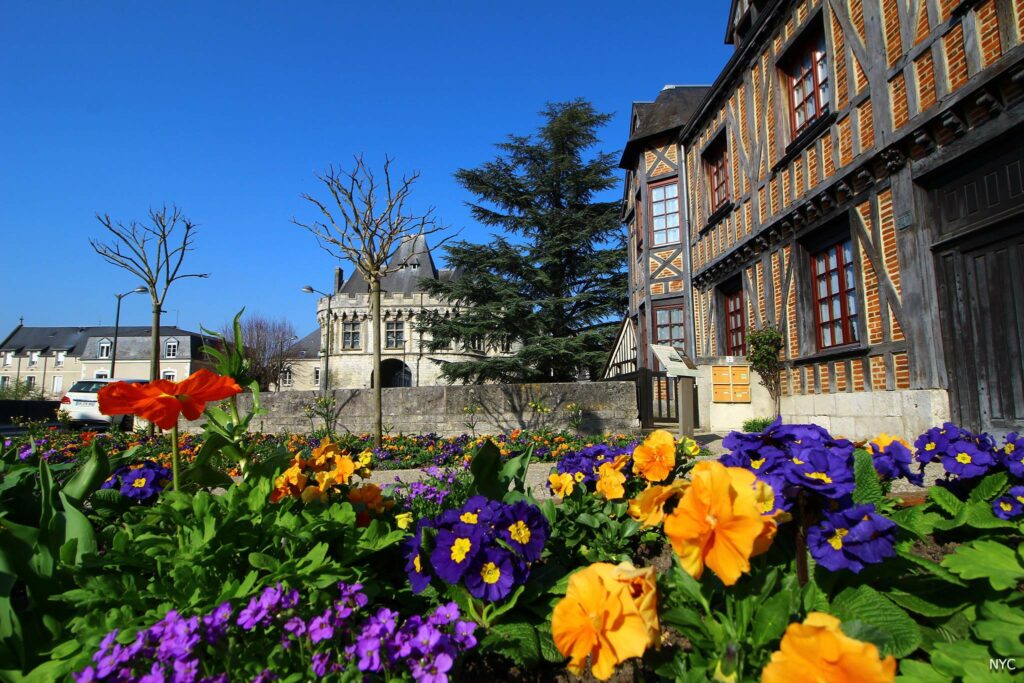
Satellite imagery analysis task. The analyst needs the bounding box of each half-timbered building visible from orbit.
[615,0,1024,438]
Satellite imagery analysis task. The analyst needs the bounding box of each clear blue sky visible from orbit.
[0,1,732,339]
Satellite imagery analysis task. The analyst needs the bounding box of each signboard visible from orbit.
[650,344,699,378]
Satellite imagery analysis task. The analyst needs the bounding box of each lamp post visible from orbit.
[302,285,332,394]
[111,286,148,378]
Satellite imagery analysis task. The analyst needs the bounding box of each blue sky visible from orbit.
[0,1,732,338]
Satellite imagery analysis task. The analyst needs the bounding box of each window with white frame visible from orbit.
[97,340,112,359]
[313,367,321,387]
[52,375,63,394]
[2,352,11,367]
[55,351,65,367]
[94,370,109,379]
[28,351,39,367]
[280,368,293,387]
[649,182,681,246]
[164,338,179,358]
[161,370,177,381]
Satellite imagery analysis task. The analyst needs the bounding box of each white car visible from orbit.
[60,378,147,429]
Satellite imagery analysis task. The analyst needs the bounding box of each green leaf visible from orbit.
[60,441,110,506]
[840,620,894,655]
[58,491,96,565]
[479,621,540,666]
[248,553,280,572]
[852,449,886,507]
[895,659,953,683]
[974,601,1024,657]
[831,586,921,657]
[941,540,1024,591]
[968,471,1009,503]
[469,441,504,500]
[750,590,792,648]
[962,501,1018,530]
[929,639,991,678]
[928,487,965,517]
[885,583,968,618]
[890,505,941,539]
[896,544,965,586]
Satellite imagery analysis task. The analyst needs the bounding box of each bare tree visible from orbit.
[293,156,450,447]
[220,313,297,391]
[90,205,209,392]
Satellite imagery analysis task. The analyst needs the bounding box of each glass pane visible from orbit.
[657,310,668,323]
[795,107,805,129]
[667,228,679,242]
[654,215,666,229]
[818,277,828,298]
[849,317,860,341]
[828,248,838,268]
[830,271,839,293]
[665,184,678,198]
[847,291,858,315]
[843,240,853,261]
[667,213,679,227]
[833,321,844,345]
[844,263,855,288]
[832,296,841,318]
[822,325,832,347]
[652,187,665,201]
[666,198,678,213]
[815,254,826,272]
[820,302,830,321]
[654,230,666,244]
[672,325,684,339]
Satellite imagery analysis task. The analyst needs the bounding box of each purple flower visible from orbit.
[429,602,459,626]
[453,620,477,649]
[251,669,276,683]
[785,444,856,500]
[138,662,165,683]
[202,602,233,645]
[993,485,1024,520]
[998,433,1024,478]
[404,521,433,594]
[311,652,332,677]
[870,438,924,486]
[464,547,517,601]
[308,612,334,644]
[939,440,996,479]
[411,652,454,683]
[496,500,549,563]
[430,524,483,583]
[808,504,897,573]
[173,658,199,683]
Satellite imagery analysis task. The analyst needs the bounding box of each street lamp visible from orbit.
[111,286,148,378]
[302,285,332,393]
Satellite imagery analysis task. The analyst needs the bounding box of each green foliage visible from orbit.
[741,417,774,433]
[746,326,784,415]
[0,380,45,401]
[418,99,626,383]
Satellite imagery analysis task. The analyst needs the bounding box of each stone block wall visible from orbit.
[781,388,950,441]
[232,381,639,436]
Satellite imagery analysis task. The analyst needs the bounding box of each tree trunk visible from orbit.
[371,278,382,448]
[149,301,161,436]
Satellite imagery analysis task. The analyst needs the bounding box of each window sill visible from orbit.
[702,201,735,233]
[791,343,868,365]
[772,112,836,174]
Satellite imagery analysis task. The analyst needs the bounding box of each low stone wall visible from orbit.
[235,381,639,436]
[781,388,951,440]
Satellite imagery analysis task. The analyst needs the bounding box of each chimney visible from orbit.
[334,267,344,293]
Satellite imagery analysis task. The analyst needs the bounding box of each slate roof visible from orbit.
[0,325,205,356]
[284,329,322,359]
[620,85,711,168]
[337,235,459,295]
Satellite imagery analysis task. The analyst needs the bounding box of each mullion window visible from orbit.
[812,239,859,349]
[385,321,404,349]
[788,30,829,136]
[649,182,680,246]
[725,290,746,355]
[654,307,686,346]
[706,139,730,211]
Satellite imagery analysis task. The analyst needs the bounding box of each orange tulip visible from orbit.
[762,613,896,683]
[551,562,655,680]
[663,461,771,586]
[627,481,688,527]
[98,369,242,430]
[632,429,677,482]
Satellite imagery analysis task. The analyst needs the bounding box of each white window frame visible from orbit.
[28,351,39,367]
[161,370,177,381]
[55,351,65,367]
[97,339,112,359]
[280,368,293,387]
[52,375,63,393]
[313,367,321,387]
[164,338,179,359]
[2,352,11,367]
[94,370,109,379]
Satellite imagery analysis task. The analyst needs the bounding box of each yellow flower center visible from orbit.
[132,478,147,488]
[574,472,585,482]
[508,520,531,545]
[481,562,501,585]
[956,452,972,464]
[1006,444,1016,454]
[413,555,422,573]
[1017,496,1024,505]
[792,456,805,465]
[460,512,479,524]
[750,458,765,469]
[705,513,718,528]
[1001,501,1013,512]
[450,537,472,563]
[925,443,936,451]
[805,471,833,484]
[828,528,849,550]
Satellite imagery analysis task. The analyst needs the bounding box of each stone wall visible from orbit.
[781,389,950,441]
[235,381,639,436]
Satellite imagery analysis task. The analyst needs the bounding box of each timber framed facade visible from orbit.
[615,0,1024,437]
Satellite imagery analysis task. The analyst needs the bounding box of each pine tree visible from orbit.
[419,99,626,383]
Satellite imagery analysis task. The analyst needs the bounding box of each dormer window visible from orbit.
[164,338,179,358]
[98,339,112,359]
[2,352,11,367]
[28,351,39,367]
[55,351,66,367]
[784,24,829,137]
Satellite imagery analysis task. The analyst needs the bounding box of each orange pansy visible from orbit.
[663,461,771,586]
[549,472,575,498]
[98,369,242,430]
[632,429,677,482]
[595,455,629,501]
[627,480,689,527]
[762,612,897,683]
[551,562,655,680]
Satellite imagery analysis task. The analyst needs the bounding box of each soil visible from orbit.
[908,538,960,564]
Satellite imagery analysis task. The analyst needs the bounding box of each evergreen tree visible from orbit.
[419,99,626,383]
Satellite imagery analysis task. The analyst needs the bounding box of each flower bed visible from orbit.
[4,362,1024,682]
